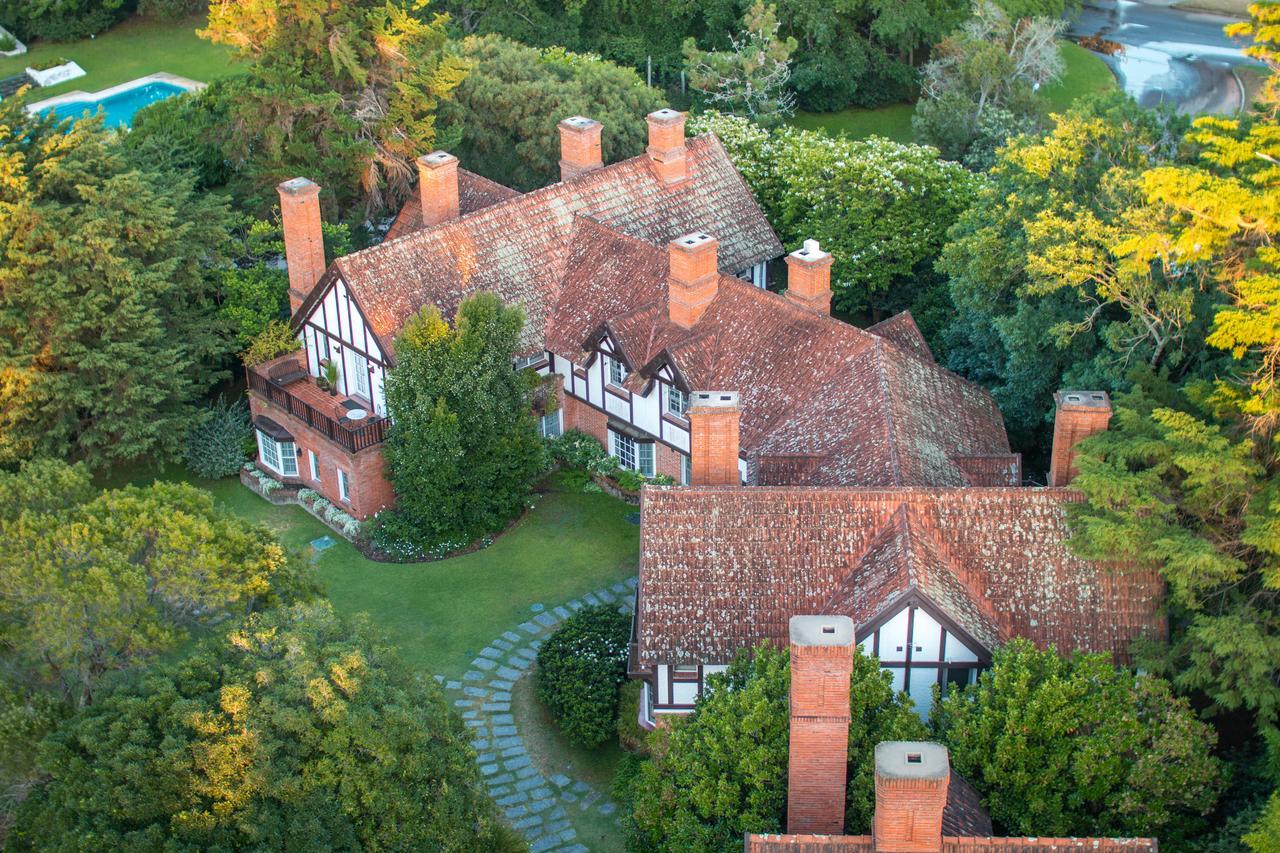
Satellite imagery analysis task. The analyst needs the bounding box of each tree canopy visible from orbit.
[201,0,469,218]
[442,35,665,190]
[10,602,519,852]
[380,292,546,555]
[626,643,925,851]
[683,1,797,127]
[935,639,1224,844]
[0,97,234,470]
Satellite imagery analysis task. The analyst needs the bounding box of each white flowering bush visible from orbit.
[689,111,977,320]
[536,604,632,748]
[297,489,361,539]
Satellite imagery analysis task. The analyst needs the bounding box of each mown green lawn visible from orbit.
[789,40,1118,142]
[1,15,240,97]
[103,466,641,680]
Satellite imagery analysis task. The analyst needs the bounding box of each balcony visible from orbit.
[246,353,389,454]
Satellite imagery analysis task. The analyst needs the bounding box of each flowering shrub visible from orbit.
[536,604,632,748]
[297,489,361,539]
[367,508,493,562]
[246,467,280,496]
[551,430,677,493]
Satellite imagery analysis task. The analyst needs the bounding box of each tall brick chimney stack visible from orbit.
[668,232,719,328]
[646,108,687,185]
[688,392,740,486]
[873,742,949,852]
[277,177,326,314]
[785,239,834,314]
[558,116,603,181]
[1048,390,1112,487]
[786,615,855,836]
[416,151,460,228]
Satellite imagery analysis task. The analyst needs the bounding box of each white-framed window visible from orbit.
[256,430,298,477]
[514,352,545,370]
[338,470,351,503]
[608,356,627,387]
[681,453,692,485]
[349,351,370,401]
[611,430,654,476]
[308,450,320,483]
[666,385,688,417]
[538,410,562,438]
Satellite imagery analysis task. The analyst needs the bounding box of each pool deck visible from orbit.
[26,72,205,114]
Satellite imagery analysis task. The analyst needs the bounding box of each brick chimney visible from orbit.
[416,151,459,228]
[558,116,603,181]
[787,615,855,836]
[668,232,719,328]
[277,177,326,314]
[873,742,949,853]
[1048,390,1112,487]
[646,108,687,185]
[785,239,834,314]
[688,391,740,486]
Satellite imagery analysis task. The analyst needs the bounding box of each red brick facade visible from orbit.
[787,616,855,836]
[248,392,395,520]
[560,390,689,484]
[1048,391,1112,487]
[689,393,740,486]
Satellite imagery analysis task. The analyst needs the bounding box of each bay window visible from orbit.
[257,431,298,477]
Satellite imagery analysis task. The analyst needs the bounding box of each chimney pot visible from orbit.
[416,150,459,228]
[1048,390,1112,487]
[688,390,740,486]
[277,177,326,315]
[559,116,603,181]
[873,742,950,853]
[785,238,834,315]
[786,615,855,836]
[646,108,688,185]
[668,232,720,328]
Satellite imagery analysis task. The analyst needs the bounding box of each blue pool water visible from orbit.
[38,81,188,129]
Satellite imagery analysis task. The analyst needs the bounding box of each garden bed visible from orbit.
[239,464,361,542]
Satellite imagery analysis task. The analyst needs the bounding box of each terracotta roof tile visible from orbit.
[636,486,1165,665]
[867,311,934,362]
[745,837,1157,852]
[332,134,781,356]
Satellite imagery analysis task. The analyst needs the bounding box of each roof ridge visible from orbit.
[819,503,913,616]
[901,503,1008,641]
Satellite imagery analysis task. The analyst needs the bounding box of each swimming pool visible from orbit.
[34,78,195,129]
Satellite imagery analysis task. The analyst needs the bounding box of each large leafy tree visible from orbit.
[382,292,546,552]
[442,35,665,191]
[0,98,234,469]
[201,0,469,218]
[693,111,975,327]
[683,1,797,128]
[626,643,925,851]
[10,602,519,852]
[937,93,1219,462]
[0,460,316,709]
[912,1,1065,164]
[935,639,1224,843]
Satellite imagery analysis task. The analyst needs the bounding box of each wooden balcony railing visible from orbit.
[246,368,389,453]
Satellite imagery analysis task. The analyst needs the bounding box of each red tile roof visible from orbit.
[327,134,781,356]
[867,311,934,363]
[546,219,1017,488]
[745,836,1158,852]
[636,486,1165,665]
[384,168,523,241]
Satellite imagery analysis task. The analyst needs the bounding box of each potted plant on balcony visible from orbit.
[319,359,341,395]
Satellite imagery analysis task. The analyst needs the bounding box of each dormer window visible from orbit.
[666,385,688,418]
[608,356,627,387]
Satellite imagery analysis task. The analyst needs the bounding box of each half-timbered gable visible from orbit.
[295,273,389,416]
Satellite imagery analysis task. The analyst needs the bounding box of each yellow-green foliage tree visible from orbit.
[202,0,469,218]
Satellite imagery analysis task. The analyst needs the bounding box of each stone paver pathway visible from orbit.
[438,576,638,852]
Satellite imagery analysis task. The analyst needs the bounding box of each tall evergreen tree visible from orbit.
[381,293,546,552]
[202,0,469,218]
[0,98,233,469]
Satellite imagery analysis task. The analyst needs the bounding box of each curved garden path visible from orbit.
[438,576,638,852]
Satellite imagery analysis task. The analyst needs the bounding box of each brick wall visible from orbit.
[787,617,854,836]
[689,396,740,486]
[562,393,608,446]
[248,392,394,520]
[1048,391,1112,487]
[655,441,686,482]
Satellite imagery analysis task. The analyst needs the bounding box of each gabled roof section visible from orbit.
[385,168,524,241]
[867,311,934,362]
[636,486,1165,665]
[328,134,782,353]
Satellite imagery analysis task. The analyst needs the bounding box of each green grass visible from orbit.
[1038,41,1117,114]
[0,15,241,98]
[102,466,641,680]
[513,675,628,852]
[788,40,1118,143]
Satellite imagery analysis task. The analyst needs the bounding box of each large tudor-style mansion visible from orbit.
[248,108,1166,729]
